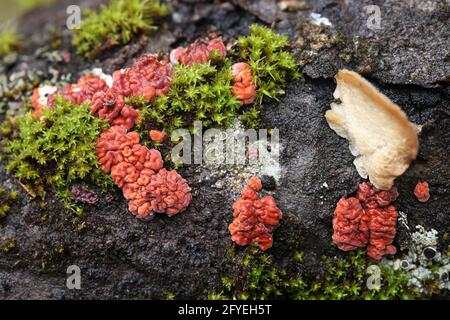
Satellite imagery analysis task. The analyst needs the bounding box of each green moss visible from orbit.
[71,0,168,58]
[5,97,113,201]
[165,292,175,300]
[209,249,421,300]
[1,239,16,254]
[0,26,20,57]
[141,60,240,134]
[0,188,19,219]
[236,24,299,127]
[132,25,298,135]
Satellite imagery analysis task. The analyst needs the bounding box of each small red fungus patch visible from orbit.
[231,62,257,105]
[229,177,282,251]
[95,125,190,220]
[149,129,168,143]
[414,181,430,203]
[170,37,227,65]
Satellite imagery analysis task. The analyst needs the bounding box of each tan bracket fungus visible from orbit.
[325,70,419,190]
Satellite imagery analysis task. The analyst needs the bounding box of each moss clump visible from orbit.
[5,97,113,198]
[1,239,16,254]
[236,24,299,127]
[304,251,418,300]
[141,60,240,134]
[0,26,20,57]
[71,0,168,58]
[0,188,19,219]
[209,248,420,300]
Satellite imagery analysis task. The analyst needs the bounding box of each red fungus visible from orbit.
[31,85,59,119]
[365,205,398,261]
[149,129,168,143]
[95,125,190,220]
[357,181,398,208]
[332,181,399,261]
[231,62,257,105]
[170,38,227,65]
[130,54,172,96]
[414,181,430,203]
[332,197,368,251]
[228,177,282,251]
[59,74,110,106]
[147,168,192,216]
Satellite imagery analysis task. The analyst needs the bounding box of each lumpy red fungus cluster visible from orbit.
[31,49,197,220]
[229,177,282,251]
[332,181,399,261]
[35,54,172,130]
[30,36,262,222]
[414,181,430,203]
[170,38,227,65]
[96,126,190,220]
[231,62,257,105]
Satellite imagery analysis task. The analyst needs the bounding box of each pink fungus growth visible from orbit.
[147,168,192,217]
[414,181,430,203]
[95,125,190,220]
[332,197,368,251]
[149,129,168,143]
[332,181,399,261]
[231,62,257,105]
[357,181,398,208]
[170,38,227,65]
[228,177,282,251]
[365,206,398,261]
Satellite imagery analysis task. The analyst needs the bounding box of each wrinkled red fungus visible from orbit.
[32,54,171,131]
[149,129,168,143]
[228,177,282,251]
[414,181,430,203]
[332,197,368,251]
[365,206,398,261]
[147,168,192,216]
[332,181,399,261]
[131,54,172,96]
[357,181,398,208]
[95,125,190,220]
[231,62,257,105]
[170,38,227,65]
[30,47,212,221]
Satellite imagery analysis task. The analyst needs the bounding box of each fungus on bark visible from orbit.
[332,197,368,251]
[332,181,399,261]
[95,125,190,220]
[149,129,168,143]
[228,177,282,251]
[414,181,430,203]
[170,38,227,65]
[231,62,257,105]
[147,168,192,217]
